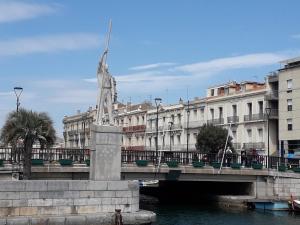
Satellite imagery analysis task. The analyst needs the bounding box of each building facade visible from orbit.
[63,57,300,157]
[277,57,300,156]
[63,102,152,150]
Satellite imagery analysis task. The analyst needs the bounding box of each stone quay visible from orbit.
[0,125,156,225]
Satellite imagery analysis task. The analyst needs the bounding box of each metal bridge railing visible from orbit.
[0,148,90,163]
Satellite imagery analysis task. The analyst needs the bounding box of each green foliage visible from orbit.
[0,108,56,179]
[195,124,233,154]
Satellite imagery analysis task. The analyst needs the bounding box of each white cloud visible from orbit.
[0,33,102,57]
[129,62,176,71]
[175,53,287,75]
[0,1,58,23]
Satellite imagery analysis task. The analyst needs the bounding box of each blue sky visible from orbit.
[1,0,300,136]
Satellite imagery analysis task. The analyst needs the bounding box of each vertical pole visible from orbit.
[156,106,159,166]
[186,101,190,164]
[268,117,270,169]
[16,97,19,113]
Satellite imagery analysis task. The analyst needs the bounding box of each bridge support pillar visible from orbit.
[89,124,122,181]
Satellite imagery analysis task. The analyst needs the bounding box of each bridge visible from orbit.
[1,148,300,200]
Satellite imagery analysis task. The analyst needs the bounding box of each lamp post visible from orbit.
[154,98,162,166]
[186,100,190,164]
[265,107,271,169]
[168,121,173,152]
[82,113,88,148]
[14,87,23,113]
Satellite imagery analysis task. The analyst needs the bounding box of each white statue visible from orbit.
[95,20,117,125]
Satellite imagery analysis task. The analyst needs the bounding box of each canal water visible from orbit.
[140,195,300,225]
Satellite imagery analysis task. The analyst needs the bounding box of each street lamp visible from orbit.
[186,100,190,164]
[82,113,88,148]
[155,97,162,166]
[168,121,173,152]
[14,87,23,113]
[265,107,271,169]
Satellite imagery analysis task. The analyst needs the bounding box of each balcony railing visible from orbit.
[244,113,265,122]
[227,116,239,124]
[207,118,224,125]
[243,142,265,149]
[123,125,146,133]
[121,145,145,151]
[265,91,278,100]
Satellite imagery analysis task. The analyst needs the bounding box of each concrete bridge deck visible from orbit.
[1,163,300,182]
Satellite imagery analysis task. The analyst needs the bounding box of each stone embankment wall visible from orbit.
[0,180,139,218]
[256,176,300,200]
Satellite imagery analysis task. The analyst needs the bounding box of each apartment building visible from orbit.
[115,102,152,151]
[63,102,152,149]
[63,57,300,156]
[277,57,300,156]
[63,107,95,148]
[200,81,277,155]
[145,100,185,151]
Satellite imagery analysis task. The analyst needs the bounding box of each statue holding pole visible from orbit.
[95,20,117,125]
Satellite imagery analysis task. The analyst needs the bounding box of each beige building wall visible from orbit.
[278,58,300,152]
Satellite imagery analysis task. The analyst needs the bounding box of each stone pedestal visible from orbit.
[89,124,122,181]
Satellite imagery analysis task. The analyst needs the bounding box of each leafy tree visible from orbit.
[0,109,56,179]
[195,124,233,154]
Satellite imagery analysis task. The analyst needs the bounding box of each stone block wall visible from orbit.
[0,180,139,218]
[255,176,300,200]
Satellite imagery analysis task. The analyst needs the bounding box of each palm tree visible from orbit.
[0,109,56,179]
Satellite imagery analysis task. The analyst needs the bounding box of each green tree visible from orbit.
[195,124,233,154]
[0,109,56,179]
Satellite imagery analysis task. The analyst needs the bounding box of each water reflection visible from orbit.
[140,195,300,225]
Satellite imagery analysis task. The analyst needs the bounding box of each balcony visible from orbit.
[265,91,278,101]
[67,130,77,136]
[243,142,265,150]
[207,118,224,125]
[123,125,146,133]
[268,109,278,119]
[244,113,265,122]
[227,116,239,124]
[122,145,145,151]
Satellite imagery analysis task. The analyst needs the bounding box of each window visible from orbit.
[287,79,293,91]
[258,101,263,115]
[177,135,181,144]
[247,103,252,115]
[232,105,237,116]
[219,107,223,119]
[193,109,197,117]
[258,128,263,142]
[210,108,214,119]
[163,117,166,123]
[247,129,252,141]
[287,119,293,131]
[136,116,139,124]
[210,89,215,96]
[287,99,292,111]
[177,114,181,123]
[232,130,237,141]
[200,108,205,119]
